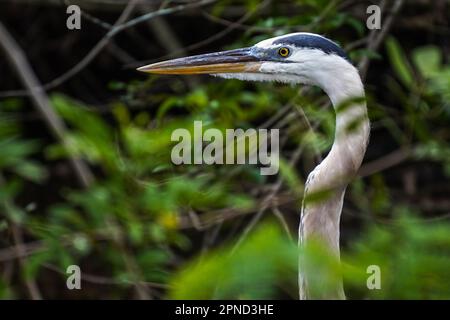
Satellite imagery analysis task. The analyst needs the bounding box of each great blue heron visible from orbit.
[138,32,370,300]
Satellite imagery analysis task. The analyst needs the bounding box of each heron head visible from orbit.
[137,32,352,87]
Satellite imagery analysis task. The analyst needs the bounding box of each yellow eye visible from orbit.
[278,47,290,57]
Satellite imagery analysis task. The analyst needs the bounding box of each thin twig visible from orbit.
[0,0,217,98]
[42,263,169,289]
[358,147,411,177]
[230,110,313,253]
[273,207,294,242]
[358,0,405,79]
[0,174,42,300]
[0,22,94,187]
[125,0,271,69]
[64,0,113,30]
[10,224,43,300]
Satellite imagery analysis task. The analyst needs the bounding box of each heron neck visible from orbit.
[324,67,369,181]
[299,65,369,300]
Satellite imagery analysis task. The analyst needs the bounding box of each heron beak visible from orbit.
[137,47,261,75]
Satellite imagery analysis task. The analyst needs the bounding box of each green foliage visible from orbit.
[1,1,449,300]
[386,39,450,176]
[32,93,257,286]
[0,100,47,226]
[386,37,415,89]
[344,214,450,299]
[170,223,298,299]
[169,216,450,300]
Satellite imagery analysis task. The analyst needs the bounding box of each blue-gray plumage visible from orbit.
[273,33,349,61]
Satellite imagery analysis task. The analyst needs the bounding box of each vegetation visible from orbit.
[0,0,449,299]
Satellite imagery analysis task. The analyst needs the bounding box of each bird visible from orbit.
[137,32,370,300]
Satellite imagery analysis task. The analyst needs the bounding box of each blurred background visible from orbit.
[0,0,449,299]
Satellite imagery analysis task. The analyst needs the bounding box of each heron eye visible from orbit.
[278,47,290,57]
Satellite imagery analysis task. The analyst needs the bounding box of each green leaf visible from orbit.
[170,223,298,299]
[386,37,415,88]
[413,46,442,78]
[13,161,47,183]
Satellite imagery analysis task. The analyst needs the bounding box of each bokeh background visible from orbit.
[0,0,449,299]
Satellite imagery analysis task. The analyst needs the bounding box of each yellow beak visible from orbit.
[137,47,262,75]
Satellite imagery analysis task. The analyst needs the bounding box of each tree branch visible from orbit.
[0,0,217,98]
[0,22,94,187]
[358,0,405,79]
